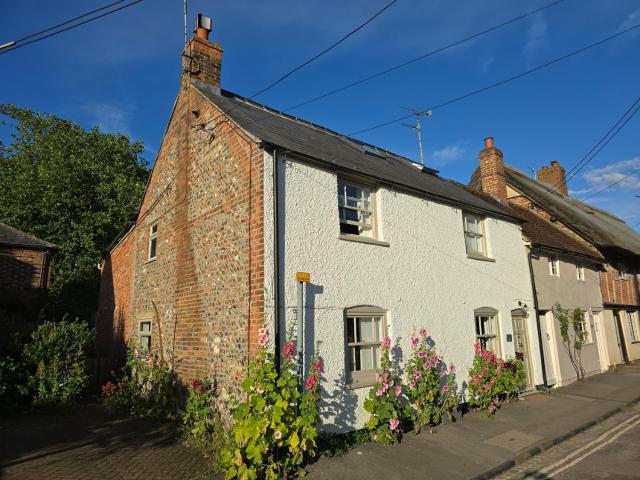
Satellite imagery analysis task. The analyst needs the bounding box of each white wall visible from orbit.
[264,153,540,432]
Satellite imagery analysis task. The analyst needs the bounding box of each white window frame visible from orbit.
[627,310,639,343]
[576,311,592,344]
[337,178,377,239]
[463,213,487,257]
[138,319,152,351]
[549,256,560,277]
[148,223,158,261]
[474,307,501,357]
[345,306,387,388]
[576,262,585,281]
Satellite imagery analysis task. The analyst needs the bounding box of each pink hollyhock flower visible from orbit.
[258,335,268,347]
[258,327,267,337]
[423,361,432,369]
[395,385,402,397]
[312,358,322,371]
[411,336,420,347]
[409,380,416,388]
[440,370,446,378]
[419,327,428,337]
[274,431,282,440]
[376,373,383,383]
[413,370,422,379]
[306,375,317,390]
[473,342,482,353]
[472,375,479,383]
[381,336,392,349]
[283,341,296,359]
[449,364,456,373]
[493,397,501,406]
[376,388,384,397]
[418,351,427,358]
[134,348,141,359]
[389,419,400,431]
[442,385,450,393]
[488,405,495,414]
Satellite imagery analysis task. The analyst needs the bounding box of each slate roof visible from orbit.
[510,205,604,262]
[193,81,521,223]
[0,222,57,250]
[505,165,640,257]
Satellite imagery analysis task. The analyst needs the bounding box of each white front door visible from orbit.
[511,312,533,389]
[592,311,610,372]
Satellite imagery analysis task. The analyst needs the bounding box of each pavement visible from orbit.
[1,364,639,479]
[0,406,213,480]
[307,363,640,480]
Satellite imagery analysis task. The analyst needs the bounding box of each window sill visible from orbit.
[466,252,495,262]
[631,341,640,345]
[338,234,390,247]
[346,378,377,390]
[146,257,157,264]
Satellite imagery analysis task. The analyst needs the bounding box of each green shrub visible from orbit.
[101,340,178,420]
[22,320,94,407]
[363,336,405,445]
[221,333,322,480]
[0,318,33,410]
[405,328,458,432]
[181,378,229,469]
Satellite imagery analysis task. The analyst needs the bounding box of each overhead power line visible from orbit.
[348,21,640,136]
[283,0,566,113]
[534,94,640,204]
[580,168,640,202]
[249,0,400,100]
[0,0,144,55]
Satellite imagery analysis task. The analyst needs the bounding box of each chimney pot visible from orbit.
[194,13,212,40]
[484,137,494,149]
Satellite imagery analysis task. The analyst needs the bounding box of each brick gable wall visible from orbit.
[0,247,49,289]
[96,79,265,396]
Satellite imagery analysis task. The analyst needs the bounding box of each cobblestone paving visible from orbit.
[494,403,640,479]
[0,405,215,480]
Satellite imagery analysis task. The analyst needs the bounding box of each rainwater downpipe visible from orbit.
[272,146,281,374]
[527,244,548,387]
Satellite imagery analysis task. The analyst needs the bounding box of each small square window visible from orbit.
[474,309,500,357]
[549,256,560,276]
[463,213,486,256]
[576,263,585,281]
[338,179,376,238]
[345,307,387,387]
[138,320,152,351]
[148,223,158,260]
[576,312,592,344]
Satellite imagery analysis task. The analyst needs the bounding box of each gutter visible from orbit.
[272,146,281,374]
[527,244,548,387]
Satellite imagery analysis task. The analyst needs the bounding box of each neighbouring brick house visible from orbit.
[0,222,57,320]
[470,139,640,375]
[97,16,545,429]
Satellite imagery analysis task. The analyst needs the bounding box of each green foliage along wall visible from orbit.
[0,104,149,319]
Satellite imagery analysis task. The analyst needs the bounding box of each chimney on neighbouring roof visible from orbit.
[477,136,508,202]
[183,14,223,92]
[537,160,568,195]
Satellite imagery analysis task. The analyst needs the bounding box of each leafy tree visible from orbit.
[0,104,149,319]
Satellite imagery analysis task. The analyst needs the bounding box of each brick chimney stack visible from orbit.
[537,161,568,196]
[478,137,508,202]
[183,14,223,92]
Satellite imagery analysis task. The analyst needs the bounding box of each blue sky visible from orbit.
[1,0,639,226]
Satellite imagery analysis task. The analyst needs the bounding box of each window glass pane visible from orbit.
[340,223,359,235]
[149,238,157,258]
[140,321,151,332]
[372,345,380,369]
[358,317,375,342]
[140,335,151,350]
[359,346,373,371]
[151,224,158,235]
[347,318,355,344]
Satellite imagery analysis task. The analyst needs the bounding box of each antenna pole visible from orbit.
[415,114,424,165]
[183,0,188,51]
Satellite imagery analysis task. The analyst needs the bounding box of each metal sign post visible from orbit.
[295,272,310,389]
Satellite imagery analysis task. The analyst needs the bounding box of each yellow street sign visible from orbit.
[296,272,311,283]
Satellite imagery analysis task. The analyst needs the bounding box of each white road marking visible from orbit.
[533,413,640,476]
[541,415,640,478]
